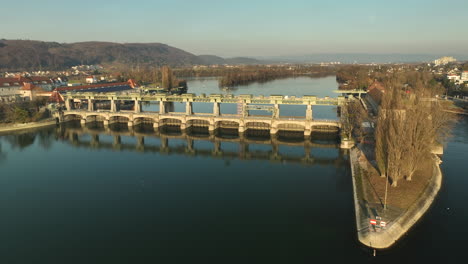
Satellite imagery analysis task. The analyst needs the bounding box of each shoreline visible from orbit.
[0,118,57,134]
[350,147,442,249]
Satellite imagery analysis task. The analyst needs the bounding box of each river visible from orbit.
[0,76,466,263]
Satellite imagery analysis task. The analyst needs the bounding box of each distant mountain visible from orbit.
[0,39,204,71]
[197,55,262,65]
[225,57,262,65]
[197,55,227,65]
[255,53,468,64]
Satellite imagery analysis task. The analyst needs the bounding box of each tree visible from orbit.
[375,80,456,187]
[13,107,30,123]
[341,99,366,141]
[161,66,173,89]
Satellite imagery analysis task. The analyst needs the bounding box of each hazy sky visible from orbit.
[1,0,467,57]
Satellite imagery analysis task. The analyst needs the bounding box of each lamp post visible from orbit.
[383,171,389,211]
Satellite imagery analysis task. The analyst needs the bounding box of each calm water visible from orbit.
[143,76,339,120]
[0,77,467,263]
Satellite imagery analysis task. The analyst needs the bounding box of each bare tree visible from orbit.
[161,66,173,89]
[341,98,366,141]
[375,80,456,187]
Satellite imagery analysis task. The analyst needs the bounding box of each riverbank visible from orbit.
[350,146,442,249]
[0,118,57,134]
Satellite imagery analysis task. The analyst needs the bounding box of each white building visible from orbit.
[461,71,468,82]
[447,74,461,82]
[85,76,97,84]
[433,56,457,66]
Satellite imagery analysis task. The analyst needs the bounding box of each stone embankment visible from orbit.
[0,118,57,133]
[350,147,442,249]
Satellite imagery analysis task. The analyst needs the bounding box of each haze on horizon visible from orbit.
[1,0,467,58]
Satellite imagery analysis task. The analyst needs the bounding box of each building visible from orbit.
[447,71,468,84]
[462,71,468,82]
[0,76,67,102]
[0,82,22,102]
[367,80,385,105]
[447,74,461,82]
[86,76,97,84]
[54,79,137,95]
[19,83,52,101]
[433,56,457,66]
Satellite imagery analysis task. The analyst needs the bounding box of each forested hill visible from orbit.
[0,40,205,70]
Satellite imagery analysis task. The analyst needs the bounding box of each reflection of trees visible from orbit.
[0,143,7,163]
[37,129,54,150]
[4,133,36,150]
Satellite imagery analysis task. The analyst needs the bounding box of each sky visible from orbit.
[1,0,468,57]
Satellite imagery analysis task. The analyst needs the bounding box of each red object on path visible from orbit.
[370,219,377,225]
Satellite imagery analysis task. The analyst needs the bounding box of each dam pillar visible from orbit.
[306,104,313,121]
[274,104,280,118]
[65,99,72,111]
[159,101,166,114]
[110,99,117,112]
[270,126,278,135]
[238,125,246,134]
[127,121,134,127]
[88,99,94,111]
[103,119,109,126]
[209,120,216,133]
[186,102,193,115]
[134,100,141,113]
[213,102,220,116]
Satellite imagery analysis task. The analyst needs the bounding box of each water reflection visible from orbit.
[47,121,347,167]
[0,143,6,163]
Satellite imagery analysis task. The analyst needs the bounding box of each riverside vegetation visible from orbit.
[0,98,50,124]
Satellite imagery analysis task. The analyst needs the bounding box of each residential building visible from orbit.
[447,74,461,82]
[0,76,66,102]
[19,83,52,101]
[86,76,97,84]
[462,71,468,82]
[433,56,457,66]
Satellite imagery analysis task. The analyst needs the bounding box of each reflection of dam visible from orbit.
[58,124,347,166]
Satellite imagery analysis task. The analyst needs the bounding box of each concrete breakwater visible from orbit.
[350,147,443,249]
